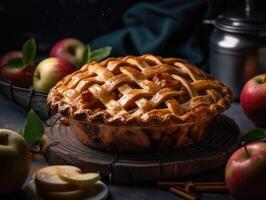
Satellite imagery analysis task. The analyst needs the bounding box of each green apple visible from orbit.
[33,57,75,93]
[0,129,31,194]
[56,166,101,186]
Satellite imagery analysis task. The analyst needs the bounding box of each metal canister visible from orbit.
[209,0,266,99]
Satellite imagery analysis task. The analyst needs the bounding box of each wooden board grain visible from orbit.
[41,115,240,183]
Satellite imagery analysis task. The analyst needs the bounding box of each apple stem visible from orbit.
[241,141,250,157]
[0,132,8,145]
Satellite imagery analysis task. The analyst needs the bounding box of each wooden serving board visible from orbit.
[41,115,240,183]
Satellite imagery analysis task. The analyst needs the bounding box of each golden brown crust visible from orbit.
[47,54,233,127]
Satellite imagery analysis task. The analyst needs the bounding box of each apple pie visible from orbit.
[47,54,233,152]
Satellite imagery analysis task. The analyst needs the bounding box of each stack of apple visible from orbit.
[34,165,101,200]
[0,38,111,93]
[225,74,266,199]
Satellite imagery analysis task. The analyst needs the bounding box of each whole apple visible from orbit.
[0,51,35,88]
[50,38,85,68]
[240,74,266,127]
[225,142,266,200]
[0,129,31,194]
[33,57,75,93]
[0,51,22,67]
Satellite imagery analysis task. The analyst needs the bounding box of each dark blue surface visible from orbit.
[0,93,255,200]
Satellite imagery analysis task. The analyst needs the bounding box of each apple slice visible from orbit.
[56,166,101,186]
[35,165,80,193]
[38,188,86,200]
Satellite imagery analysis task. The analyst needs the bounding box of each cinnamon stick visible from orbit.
[194,185,228,193]
[157,181,184,189]
[157,181,226,189]
[169,185,200,200]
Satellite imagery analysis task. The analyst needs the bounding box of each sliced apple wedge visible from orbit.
[35,165,80,192]
[56,166,101,186]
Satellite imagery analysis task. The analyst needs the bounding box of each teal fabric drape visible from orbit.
[91,0,228,70]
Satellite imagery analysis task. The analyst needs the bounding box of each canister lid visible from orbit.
[215,2,266,33]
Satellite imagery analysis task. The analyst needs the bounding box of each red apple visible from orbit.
[225,142,266,200]
[240,74,266,127]
[0,51,35,87]
[33,57,75,93]
[0,51,22,66]
[50,38,85,68]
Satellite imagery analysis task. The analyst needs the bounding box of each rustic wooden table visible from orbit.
[0,93,255,200]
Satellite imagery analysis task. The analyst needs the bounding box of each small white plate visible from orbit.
[24,180,108,200]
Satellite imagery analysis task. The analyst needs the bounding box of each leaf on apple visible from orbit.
[22,38,36,65]
[90,46,112,62]
[4,38,37,69]
[20,109,44,145]
[81,45,112,65]
[82,44,92,64]
[241,128,266,144]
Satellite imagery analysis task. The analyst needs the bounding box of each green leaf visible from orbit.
[22,109,44,145]
[90,46,112,62]
[241,128,266,144]
[22,38,36,65]
[5,57,25,68]
[82,44,92,64]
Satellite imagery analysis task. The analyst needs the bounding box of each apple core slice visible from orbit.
[56,166,101,186]
[35,165,80,192]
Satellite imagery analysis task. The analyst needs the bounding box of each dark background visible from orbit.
[0,0,140,54]
[0,0,265,59]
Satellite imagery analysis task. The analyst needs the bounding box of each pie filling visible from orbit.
[69,118,211,152]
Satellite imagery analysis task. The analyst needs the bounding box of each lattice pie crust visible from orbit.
[48,55,233,152]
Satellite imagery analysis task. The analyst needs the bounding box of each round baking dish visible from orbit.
[69,116,213,152]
